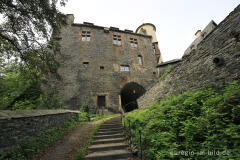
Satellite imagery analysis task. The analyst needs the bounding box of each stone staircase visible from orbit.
[85,116,132,160]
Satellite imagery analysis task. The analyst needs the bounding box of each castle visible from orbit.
[44,14,163,113]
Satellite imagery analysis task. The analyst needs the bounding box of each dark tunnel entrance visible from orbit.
[120,82,146,112]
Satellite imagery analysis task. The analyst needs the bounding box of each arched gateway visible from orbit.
[120,82,146,112]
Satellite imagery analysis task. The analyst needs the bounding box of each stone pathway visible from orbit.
[85,116,132,160]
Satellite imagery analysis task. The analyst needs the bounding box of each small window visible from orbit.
[83,62,89,67]
[152,44,156,54]
[100,66,104,70]
[113,34,121,45]
[81,31,91,41]
[120,65,130,72]
[130,38,138,48]
[138,55,143,65]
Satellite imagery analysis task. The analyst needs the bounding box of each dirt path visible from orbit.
[38,118,111,160]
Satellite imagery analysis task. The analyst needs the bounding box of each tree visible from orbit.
[0,0,67,74]
[0,0,68,110]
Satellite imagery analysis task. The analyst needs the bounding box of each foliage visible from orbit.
[158,65,173,81]
[0,63,63,110]
[124,81,240,160]
[0,0,67,75]
[0,0,69,110]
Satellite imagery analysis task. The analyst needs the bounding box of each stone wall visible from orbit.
[138,5,240,108]
[44,19,158,113]
[0,110,79,151]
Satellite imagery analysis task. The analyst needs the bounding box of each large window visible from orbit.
[113,35,121,45]
[81,31,91,41]
[120,65,130,72]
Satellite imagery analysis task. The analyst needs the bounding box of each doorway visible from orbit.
[120,82,146,112]
[97,96,106,108]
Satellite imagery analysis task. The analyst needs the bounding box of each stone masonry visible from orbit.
[138,5,240,108]
[44,16,160,113]
[0,110,79,151]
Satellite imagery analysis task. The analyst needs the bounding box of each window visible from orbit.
[83,62,89,67]
[113,35,121,45]
[81,31,91,41]
[120,65,130,72]
[130,38,138,48]
[138,55,143,65]
[100,66,104,70]
[152,44,156,54]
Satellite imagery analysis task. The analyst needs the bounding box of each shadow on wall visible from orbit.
[120,82,146,112]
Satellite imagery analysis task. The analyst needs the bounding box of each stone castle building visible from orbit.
[45,14,163,113]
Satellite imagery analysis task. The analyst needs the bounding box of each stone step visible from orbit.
[96,130,123,135]
[98,126,123,129]
[94,133,124,140]
[92,137,126,145]
[88,143,128,152]
[100,124,122,127]
[85,116,131,160]
[85,149,131,160]
[98,127,123,132]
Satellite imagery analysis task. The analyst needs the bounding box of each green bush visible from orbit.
[124,81,240,160]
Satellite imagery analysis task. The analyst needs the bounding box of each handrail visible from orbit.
[121,115,145,160]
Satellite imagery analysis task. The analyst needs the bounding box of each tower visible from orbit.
[136,23,163,63]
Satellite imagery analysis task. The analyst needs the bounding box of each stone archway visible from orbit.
[120,82,146,112]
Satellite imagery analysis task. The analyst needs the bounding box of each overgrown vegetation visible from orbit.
[124,81,240,160]
[0,63,62,110]
[158,65,173,81]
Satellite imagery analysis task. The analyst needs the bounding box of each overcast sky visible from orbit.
[60,0,239,62]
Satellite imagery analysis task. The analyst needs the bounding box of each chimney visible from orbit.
[66,14,74,25]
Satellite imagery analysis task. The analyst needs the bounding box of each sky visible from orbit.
[59,0,239,62]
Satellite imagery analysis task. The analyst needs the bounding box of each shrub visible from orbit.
[124,81,240,160]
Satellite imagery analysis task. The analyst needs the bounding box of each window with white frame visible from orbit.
[130,38,138,48]
[113,35,121,45]
[120,65,130,71]
[81,31,91,41]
